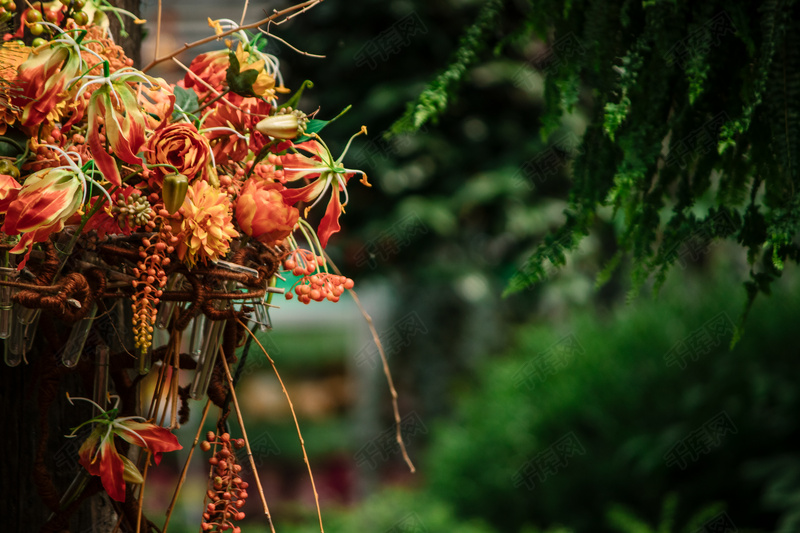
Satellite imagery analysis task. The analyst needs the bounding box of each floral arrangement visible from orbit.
[0,1,403,531]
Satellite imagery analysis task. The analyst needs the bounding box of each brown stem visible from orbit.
[162,399,212,533]
[237,321,326,533]
[136,451,151,533]
[323,252,416,473]
[218,346,277,533]
[141,0,323,72]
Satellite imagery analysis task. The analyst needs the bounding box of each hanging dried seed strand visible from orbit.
[200,432,248,533]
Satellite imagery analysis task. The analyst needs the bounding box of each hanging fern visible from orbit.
[388,0,505,136]
[392,0,800,339]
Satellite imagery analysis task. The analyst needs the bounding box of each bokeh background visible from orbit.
[134,1,800,532]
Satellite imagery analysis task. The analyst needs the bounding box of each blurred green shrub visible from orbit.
[425,270,800,533]
[269,488,500,533]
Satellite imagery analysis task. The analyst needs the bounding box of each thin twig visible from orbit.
[218,346,277,533]
[142,0,323,72]
[237,320,326,533]
[137,451,152,533]
[240,0,250,27]
[323,252,416,473]
[162,399,212,533]
[147,355,170,420]
[110,510,125,533]
[155,0,162,63]
[271,0,322,26]
[258,27,326,58]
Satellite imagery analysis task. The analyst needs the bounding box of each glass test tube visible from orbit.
[0,285,13,339]
[189,318,226,400]
[62,304,98,367]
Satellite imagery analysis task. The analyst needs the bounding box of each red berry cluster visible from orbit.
[287,272,354,304]
[282,248,322,277]
[200,431,249,533]
[282,250,354,304]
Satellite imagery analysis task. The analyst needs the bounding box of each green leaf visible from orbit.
[279,80,314,111]
[295,105,352,143]
[226,50,261,98]
[171,86,199,120]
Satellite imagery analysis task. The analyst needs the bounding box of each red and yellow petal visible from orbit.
[117,421,182,465]
[317,181,343,248]
[78,427,127,502]
[97,438,127,502]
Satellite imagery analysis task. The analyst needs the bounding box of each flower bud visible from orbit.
[162,173,189,214]
[255,112,305,140]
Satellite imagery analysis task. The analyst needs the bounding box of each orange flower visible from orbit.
[201,98,271,165]
[0,42,27,135]
[81,68,167,187]
[227,42,275,99]
[236,176,298,245]
[178,180,238,267]
[145,122,216,188]
[180,49,229,102]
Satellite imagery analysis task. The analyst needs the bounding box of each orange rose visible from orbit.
[145,123,216,188]
[236,177,299,245]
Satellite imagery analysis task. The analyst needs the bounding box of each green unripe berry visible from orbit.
[72,10,88,25]
[25,9,42,22]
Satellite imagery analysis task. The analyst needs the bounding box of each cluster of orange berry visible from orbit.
[200,431,249,533]
[283,250,354,304]
[287,272,354,304]
[131,212,176,352]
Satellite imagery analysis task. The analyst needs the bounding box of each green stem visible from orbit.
[244,138,282,180]
[121,163,181,183]
[193,89,231,117]
[296,219,328,274]
[54,186,118,278]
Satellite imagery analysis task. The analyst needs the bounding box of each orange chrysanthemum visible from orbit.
[178,180,238,268]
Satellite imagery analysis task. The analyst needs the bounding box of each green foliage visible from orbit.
[264,489,499,533]
[425,270,800,532]
[171,86,199,120]
[388,0,505,135]
[606,494,735,533]
[392,0,800,327]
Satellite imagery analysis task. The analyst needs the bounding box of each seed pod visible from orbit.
[162,173,189,214]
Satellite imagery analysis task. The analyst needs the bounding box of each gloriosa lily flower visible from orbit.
[0,173,21,214]
[78,64,173,187]
[278,127,370,247]
[69,395,182,502]
[13,24,104,128]
[1,145,114,268]
[2,167,82,268]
